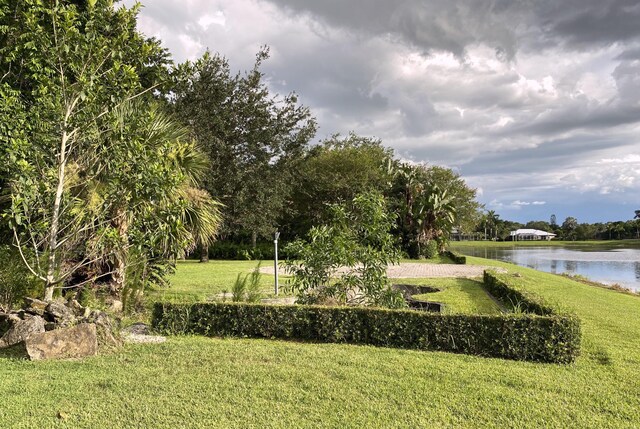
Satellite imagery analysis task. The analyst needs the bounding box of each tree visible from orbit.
[171,48,317,249]
[94,100,221,298]
[391,163,458,257]
[562,217,578,240]
[0,1,199,302]
[284,192,403,308]
[284,133,394,237]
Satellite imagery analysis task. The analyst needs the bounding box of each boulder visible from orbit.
[45,301,76,326]
[0,315,45,348]
[0,312,21,336]
[24,323,98,360]
[121,322,150,336]
[24,298,48,317]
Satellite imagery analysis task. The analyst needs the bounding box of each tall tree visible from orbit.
[171,48,317,249]
[284,133,394,237]
[0,0,189,301]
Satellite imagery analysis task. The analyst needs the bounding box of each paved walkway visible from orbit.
[261,263,505,279]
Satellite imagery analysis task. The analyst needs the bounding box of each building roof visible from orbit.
[510,229,557,236]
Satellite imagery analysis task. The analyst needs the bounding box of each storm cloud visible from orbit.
[123,0,640,223]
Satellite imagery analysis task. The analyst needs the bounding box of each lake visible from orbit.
[451,243,640,292]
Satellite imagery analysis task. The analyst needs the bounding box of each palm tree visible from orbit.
[96,101,222,300]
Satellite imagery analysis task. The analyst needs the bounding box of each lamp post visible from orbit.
[274,231,280,296]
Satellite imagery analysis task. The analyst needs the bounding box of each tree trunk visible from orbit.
[200,243,209,263]
[44,126,72,301]
[251,231,257,248]
[111,207,129,300]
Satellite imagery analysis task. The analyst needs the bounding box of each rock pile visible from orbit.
[0,297,120,360]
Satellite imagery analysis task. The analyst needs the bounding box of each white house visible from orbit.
[510,229,557,241]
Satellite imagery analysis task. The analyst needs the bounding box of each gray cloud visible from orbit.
[125,0,640,222]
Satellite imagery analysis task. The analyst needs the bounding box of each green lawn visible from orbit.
[397,277,501,314]
[2,258,640,428]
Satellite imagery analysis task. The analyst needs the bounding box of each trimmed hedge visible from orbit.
[442,250,466,264]
[483,271,555,315]
[153,300,581,363]
[199,242,295,261]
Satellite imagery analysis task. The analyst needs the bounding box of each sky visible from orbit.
[122,0,640,224]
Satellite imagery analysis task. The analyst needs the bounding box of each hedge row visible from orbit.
[153,300,581,363]
[442,250,466,264]
[199,242,295,261]
[483,270,556,315]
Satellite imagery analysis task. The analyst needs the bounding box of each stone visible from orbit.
[106,299,123,313]
[66,299,85,316]
[24,297,48,312]
[121,322,150,336]
[24,323,98,360]
[45,301,76,326]
[0,312,21,336]
[89,310,120,348]
[0,315,45,348]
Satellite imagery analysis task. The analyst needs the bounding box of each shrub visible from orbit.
[203,242,294,261]
[421,240,439,259]
[483,271,555,315]
[0,246,41,310]
[284,192,403,307]
[153,300,581,363]
[442,250,466,264]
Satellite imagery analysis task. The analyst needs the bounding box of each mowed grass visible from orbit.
[2,258,640,428]
[397,277,501,314]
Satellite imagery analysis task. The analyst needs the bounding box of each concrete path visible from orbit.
[261,263,505,279]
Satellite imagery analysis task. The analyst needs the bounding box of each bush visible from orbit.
[420,240,439,259]
[442,250,466,264]
[0,246,41,310]
[483,271,555,315]
[203,242,294,261]
[153,300,581,363]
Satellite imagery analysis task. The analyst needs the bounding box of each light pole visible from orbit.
[274,231,280,296]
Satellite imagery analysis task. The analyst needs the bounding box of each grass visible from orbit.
[2,258,640,428]
[398,277,502,314]
[450,239,640,248]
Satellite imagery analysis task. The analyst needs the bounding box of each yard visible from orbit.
[2,257,640,428]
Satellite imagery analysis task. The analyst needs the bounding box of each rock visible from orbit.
[0,315,45,348]
[45,301,76,326]
[24,323,98,360]
[123,333,166,344]
[121,322,150,336]
[0,312,21,336]
[24,298,48,316]
[66,299,85,316]
[106,299,123,313]
[89,310,120,348]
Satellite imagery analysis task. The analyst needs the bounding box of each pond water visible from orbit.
[451,243,640,292]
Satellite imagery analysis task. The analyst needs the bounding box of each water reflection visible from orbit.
[451,244,640,291]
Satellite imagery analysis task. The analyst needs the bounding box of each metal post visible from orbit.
[274,231,280,296]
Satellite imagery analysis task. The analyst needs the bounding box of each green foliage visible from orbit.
[0,0,177,299]
[284,133,394,236]
[482,270,559,316]
[421,240,439,259]
[0,246,41,310]
[204,241,293,260]
[231,263,263,303]
[442,250,466,264]
[153,301,580,363]
[390,163,464,257]
[284,192,402,307]
[171,47,317,242]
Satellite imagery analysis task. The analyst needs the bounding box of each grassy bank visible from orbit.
[450,239,640,248]
[2,259,640,428]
